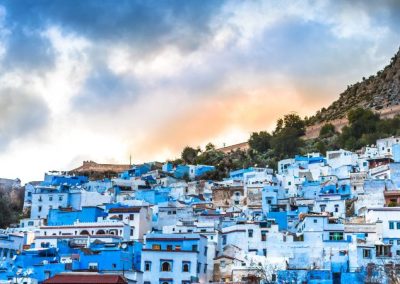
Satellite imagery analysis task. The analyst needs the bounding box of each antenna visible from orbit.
[129,154,132,166]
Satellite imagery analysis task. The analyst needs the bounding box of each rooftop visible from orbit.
[43,273,127,284]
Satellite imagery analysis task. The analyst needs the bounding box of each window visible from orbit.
[397,250,400,256]
[234,200,239,205]
[88,262,98,271]
[129,214,134,220]
[144,261,151,271]
[204,264,207,273]
[175,245,181,251]
[363,249,371,259]
[182,261,190,272]
[389,221,395,230]
[261,231,267,241]
[329,232,344,241]
[166,245,172,251]
[376,245,391,257]
[161,260,172,272]
[220,260,226,268]
[152,244,161,250]
[313,219,317,223]
[397,240,400,245]
[204,246,208,256]
[197,262,201,274]
[397,222,400,230]
[49,196,53,201]
[144,282,151,284]
[58,195,63,201]
[263,249,267,256]
[38,206,42,212]
[192,245,198,251]
[248,229,253,238]
[389,240,394,245]
[222,235,227,245]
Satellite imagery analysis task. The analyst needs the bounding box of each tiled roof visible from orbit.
[43,273,127,284]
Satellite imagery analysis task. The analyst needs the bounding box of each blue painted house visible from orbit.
[47,207,105,226]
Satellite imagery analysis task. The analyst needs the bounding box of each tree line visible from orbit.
[173,108,400,180]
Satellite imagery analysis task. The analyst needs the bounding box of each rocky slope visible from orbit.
[308,47,400,124]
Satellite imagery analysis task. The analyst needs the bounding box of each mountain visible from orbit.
[308,47,400,125]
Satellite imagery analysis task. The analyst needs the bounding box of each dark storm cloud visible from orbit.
[0,88,49,150]
[1,0,226,112]
[3,0,224,55]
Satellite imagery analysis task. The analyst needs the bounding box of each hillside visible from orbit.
[0,178,24,228]
[308,47,400,125]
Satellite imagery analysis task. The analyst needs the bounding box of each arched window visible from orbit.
[96,229,105,235]
[161,261,172,271]
[80,230,90,235]
[182,261,190,272]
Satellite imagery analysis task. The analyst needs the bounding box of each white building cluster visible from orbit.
[1,137,400,283]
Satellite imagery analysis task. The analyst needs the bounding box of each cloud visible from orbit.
[1,27,55,72]
[0,0,399,182]
[72,66,139,111]
[3,0,224,56]
[0,88,49,150]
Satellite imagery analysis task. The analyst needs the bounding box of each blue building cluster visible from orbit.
[1,137,400,283]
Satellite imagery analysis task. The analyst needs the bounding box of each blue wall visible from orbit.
[48,207,105,226]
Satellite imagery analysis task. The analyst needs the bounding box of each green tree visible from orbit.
[181,146,200,164]
[337,108,380,150]
[347,108,379,138]
[315,141,327,155]
[205,143,216,151]
[248,131,271,153]
[319,123,336,138]
[273,118,284,134]
[0,196,13,228]
[271,127,304,159]
[283,113,305,134]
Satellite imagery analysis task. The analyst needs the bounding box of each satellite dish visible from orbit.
[121,243,127,249]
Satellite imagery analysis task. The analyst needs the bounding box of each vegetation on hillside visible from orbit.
[172,113,306,180]
[174,108,400,180]
[0,185,25,228]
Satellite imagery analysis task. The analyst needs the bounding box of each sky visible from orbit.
[0,0,400,182]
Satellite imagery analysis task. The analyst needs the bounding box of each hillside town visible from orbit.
[0,136,400,283]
